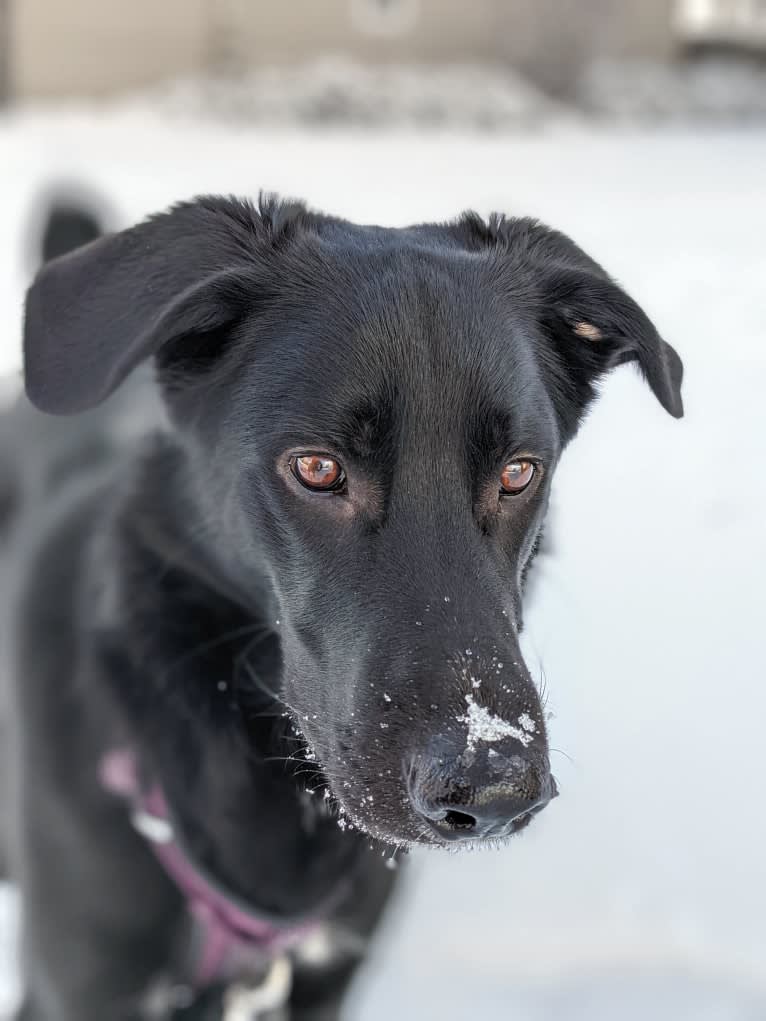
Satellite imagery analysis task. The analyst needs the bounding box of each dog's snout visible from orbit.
[408,746,555,843]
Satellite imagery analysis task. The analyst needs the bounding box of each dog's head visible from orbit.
[24,196,682,847]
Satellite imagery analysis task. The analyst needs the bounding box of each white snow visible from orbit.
[457,694,534,750]
[1,107,765,1020]
[518,712,537,735]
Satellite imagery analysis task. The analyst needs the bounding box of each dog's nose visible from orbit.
[408,748,556,842]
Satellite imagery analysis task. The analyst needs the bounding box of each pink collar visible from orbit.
[100,749,320,988]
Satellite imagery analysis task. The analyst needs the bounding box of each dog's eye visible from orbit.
[500,460,535,495]
[291,455,346,492]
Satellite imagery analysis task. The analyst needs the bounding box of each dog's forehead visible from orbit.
[249,235,554,455]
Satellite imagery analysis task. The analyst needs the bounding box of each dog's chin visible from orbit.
[324,795,471,851]
[342,810,430,849]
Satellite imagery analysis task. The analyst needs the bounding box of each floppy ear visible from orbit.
[540,266,683,419]
[23,196,285,415]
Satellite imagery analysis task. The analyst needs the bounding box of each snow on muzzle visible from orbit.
[405,684,556,843]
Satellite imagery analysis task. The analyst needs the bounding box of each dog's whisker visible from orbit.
[238,654,295,716]
[158,622,267,683]
[549,747,574,765]
[262,753,313,767]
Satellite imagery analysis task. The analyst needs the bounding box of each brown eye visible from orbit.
[500,460,535,495]
[292,455,345,492]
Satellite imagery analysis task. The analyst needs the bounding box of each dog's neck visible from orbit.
[94,435,369,917]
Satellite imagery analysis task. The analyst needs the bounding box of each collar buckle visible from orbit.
[222,955,293,1021]
[130,807,175,845]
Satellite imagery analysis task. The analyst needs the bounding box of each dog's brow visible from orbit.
[277,406,396,469]
[343,403,397,460]
[469,404,554,463]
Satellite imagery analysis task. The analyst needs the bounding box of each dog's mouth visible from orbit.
[286,710,558,851]
[317,775,558,851]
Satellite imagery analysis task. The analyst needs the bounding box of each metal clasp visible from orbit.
[222,954,293,1021]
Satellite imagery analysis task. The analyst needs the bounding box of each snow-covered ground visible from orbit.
[1,110,765,1020]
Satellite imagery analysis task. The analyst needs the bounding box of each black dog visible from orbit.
[1,195,683,1020]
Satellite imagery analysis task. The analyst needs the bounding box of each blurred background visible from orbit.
[1,1,765,1018]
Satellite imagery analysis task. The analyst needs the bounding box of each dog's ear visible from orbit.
[462,215,684,422]
[538,265,683,420]
[24,196,298,415]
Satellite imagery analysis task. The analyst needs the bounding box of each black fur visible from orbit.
[2,194,683,1020]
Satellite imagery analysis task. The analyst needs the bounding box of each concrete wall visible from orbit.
[209,0,500,66]
[496,0,677,96]
[0,1,11,103]
[12,0,208,97]
[6,0,678,101]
